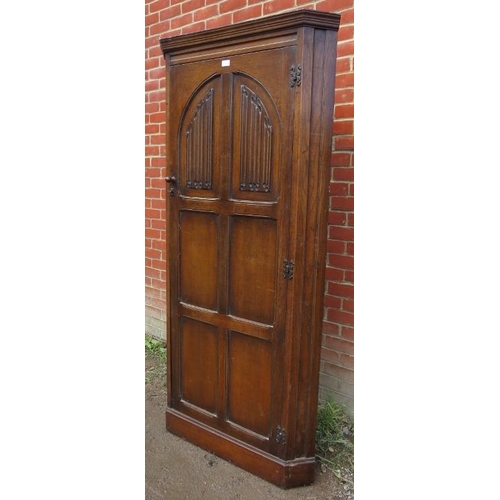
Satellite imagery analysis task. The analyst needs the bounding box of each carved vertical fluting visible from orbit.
[186,88,214,190]
[239,85,272,193]
[240,87,249,190]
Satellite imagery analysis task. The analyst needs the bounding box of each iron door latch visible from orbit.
[283,260,294,280]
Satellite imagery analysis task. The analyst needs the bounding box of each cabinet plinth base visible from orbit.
[165,408,316,489]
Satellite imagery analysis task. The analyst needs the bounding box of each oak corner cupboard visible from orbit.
[160,10,341,489]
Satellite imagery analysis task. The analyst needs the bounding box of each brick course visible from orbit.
[145,0,354,411]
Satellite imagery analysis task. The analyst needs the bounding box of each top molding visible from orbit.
[160,9,341,56]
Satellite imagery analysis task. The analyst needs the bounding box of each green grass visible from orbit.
[145,336,166,384]
[315,397,354,476]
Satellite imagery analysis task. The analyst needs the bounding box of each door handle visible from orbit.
[165,176,177,184]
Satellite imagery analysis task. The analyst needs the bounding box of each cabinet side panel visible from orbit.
[299,27,339,457]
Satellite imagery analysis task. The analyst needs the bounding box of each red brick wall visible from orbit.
[145,0,354,411]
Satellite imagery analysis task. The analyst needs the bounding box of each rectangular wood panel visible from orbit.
[227,331,272,437]
[229,216,276,325]
[180,211,219,311]
[181,318,218,414]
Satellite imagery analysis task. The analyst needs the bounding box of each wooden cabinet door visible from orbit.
[166,46,296,457]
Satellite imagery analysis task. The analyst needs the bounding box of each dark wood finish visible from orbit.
[180,318,218,414]
[229,216,277,325]
[161,9,340,489]
[179,211,219,310]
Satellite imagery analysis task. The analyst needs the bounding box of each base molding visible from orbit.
[165,408,316,489]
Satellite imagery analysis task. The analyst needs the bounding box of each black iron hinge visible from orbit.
[283,260,294,280]
[275,426,287,445]
[289,64,302,88]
